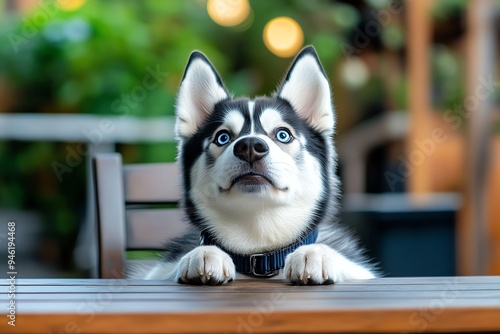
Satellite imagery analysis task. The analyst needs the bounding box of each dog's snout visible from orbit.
[233,137,269,163]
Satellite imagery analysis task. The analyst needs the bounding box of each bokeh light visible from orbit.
[340,57,370,89]
[263,17,304,58]
[57,0,86,12]
[207,0,251,27]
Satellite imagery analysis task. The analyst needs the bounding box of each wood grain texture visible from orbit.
[2,277,500,333]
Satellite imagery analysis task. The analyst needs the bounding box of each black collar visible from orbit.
[199,228,319,277]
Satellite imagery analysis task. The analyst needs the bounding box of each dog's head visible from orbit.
[175,46,338,253]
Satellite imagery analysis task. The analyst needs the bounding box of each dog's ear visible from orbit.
[176,51,230,139]
[277,46,335,134]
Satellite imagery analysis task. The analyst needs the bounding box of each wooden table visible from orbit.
[2,277,500,333]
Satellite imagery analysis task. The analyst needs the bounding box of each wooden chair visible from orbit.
[92,153,189,278]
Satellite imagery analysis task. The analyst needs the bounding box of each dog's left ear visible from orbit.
[277,46,335,134]
[176,51,230,139]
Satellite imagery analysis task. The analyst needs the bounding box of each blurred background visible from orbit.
[0,0,499,278]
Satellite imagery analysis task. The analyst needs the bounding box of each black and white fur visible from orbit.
[144,46,376,284]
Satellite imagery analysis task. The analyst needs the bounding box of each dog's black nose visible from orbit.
[233,137,269,163]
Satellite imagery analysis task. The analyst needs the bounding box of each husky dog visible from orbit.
[145,46,376,285]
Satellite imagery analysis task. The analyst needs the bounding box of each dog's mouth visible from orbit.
[220,173,288,192]
[233,173,272,186]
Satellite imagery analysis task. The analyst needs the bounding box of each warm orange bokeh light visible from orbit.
[263,17,304,58]
[207,0,251,27]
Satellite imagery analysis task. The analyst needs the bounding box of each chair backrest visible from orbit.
[93,153,189,278]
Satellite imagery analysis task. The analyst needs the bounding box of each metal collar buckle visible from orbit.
[249,253,279,277]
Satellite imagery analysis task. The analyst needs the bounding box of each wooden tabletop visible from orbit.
[2,276,500,333]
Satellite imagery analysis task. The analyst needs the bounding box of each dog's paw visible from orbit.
[176,246,235,285]
[284,244,335,285]
[284,244,375,285]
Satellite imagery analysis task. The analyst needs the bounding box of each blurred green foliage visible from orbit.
[0,0,486,272]
[432,0,467,20]
[0,0,366,114]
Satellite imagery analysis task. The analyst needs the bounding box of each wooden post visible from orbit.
[488,139,500,274]
[406,0,432,194]
[457,0,496,275]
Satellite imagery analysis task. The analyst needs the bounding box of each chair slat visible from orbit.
[123,163,182,203]
[93,154,127,278]
[126,209,189,250]
[95,154,187,278]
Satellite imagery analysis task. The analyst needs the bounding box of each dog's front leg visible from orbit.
[284,244,375,285]
[146,246,236,285]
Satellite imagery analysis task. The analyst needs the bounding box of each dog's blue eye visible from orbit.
[276,129,292,143]
[215,130,231,146]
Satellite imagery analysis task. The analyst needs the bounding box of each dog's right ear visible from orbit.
[277,46,335,135]
[176,52,230,139]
